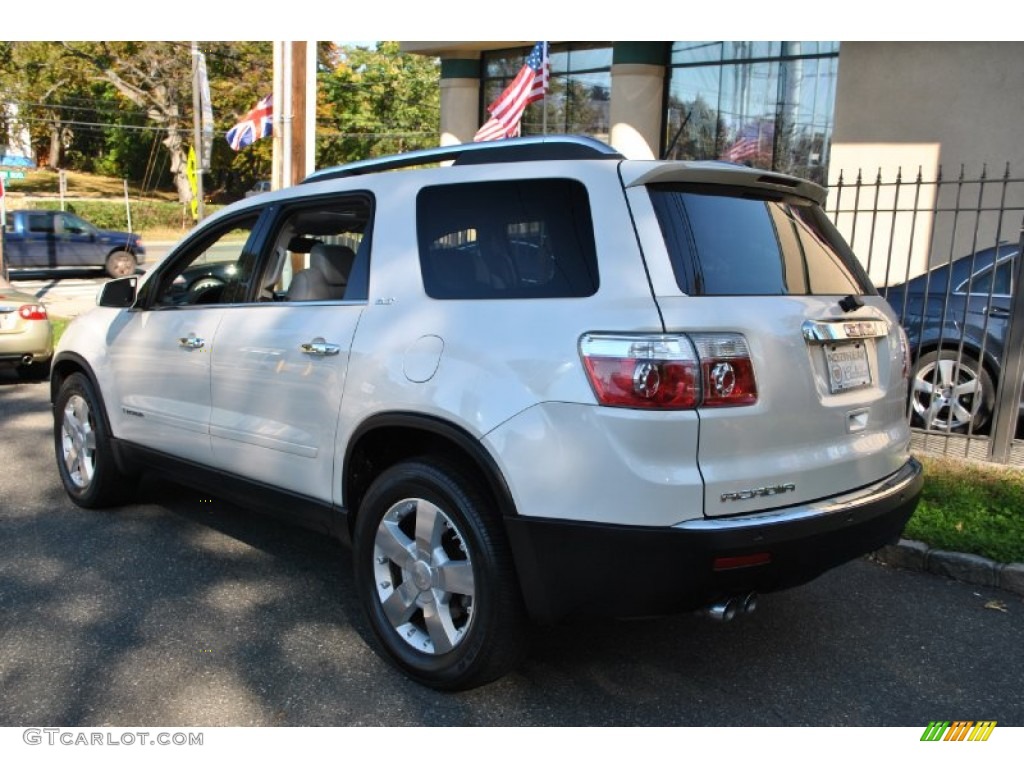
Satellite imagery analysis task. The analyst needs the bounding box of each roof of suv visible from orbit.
[301,135,827,205]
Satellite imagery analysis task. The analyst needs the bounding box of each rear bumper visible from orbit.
[504,458,923,624]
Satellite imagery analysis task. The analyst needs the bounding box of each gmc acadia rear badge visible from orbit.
[720,483,796,502]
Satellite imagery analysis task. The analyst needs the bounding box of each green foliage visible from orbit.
[3,41,440,195]
[317,41,440,167]
[905,455,1024,563]
[21,199,216,233]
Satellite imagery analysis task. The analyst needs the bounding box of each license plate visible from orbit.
[825,342,871,393]
[0,312,15,331]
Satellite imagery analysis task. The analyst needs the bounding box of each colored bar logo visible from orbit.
[921,721,996,741]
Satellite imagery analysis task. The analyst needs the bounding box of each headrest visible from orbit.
[310,243,356,286]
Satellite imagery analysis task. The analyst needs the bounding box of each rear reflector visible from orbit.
[713,552,772,571]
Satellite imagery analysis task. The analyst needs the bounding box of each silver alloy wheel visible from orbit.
[60,393,97,489]
[372,497,475,655]
[912,356,983,430]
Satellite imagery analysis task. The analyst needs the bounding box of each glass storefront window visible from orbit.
[665,42,839,184]
[482,43,612,141]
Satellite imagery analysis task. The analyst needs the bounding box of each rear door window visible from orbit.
[649,185,874,296]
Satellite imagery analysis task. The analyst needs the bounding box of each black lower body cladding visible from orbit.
[504,459,924,624]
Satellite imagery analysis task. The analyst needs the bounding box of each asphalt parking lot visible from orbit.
[1,374,1022,728]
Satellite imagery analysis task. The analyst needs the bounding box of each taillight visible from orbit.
[579,333,757,410]
[19,304,48,321]
[691,334,758,407]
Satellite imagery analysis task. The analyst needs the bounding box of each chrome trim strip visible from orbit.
[798,319,888,342]
[801,319,889,343]
[677,460,921,532]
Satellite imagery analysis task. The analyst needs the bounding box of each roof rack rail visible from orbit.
[302,135,623,183]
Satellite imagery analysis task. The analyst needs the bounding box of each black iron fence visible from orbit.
[827,164,1024,466]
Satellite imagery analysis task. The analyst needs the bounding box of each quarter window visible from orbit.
[417,179,599,300]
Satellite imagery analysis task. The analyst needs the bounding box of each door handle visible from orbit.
[987,306,1010,318]
[300,337,341,357]
[178,334,205,349]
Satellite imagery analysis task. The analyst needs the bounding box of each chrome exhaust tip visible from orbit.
[740,592,758,615]
[705,598,738,622]
[21,354,33,365]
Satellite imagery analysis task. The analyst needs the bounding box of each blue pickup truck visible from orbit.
[2,209,146,278]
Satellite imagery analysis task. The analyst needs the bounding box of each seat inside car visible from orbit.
[286,243,356,301]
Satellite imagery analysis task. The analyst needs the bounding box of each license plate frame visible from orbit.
[824,341,871,393]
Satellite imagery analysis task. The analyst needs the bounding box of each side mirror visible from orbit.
[98,277,138,308]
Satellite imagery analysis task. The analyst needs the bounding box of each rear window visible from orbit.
[417,179,599,299]
[650,185,874,296]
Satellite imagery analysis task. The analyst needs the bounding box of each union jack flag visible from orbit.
[474,42,549,142]
[226,95,273,151]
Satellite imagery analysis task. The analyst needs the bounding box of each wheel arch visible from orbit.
[49,352,131,471]
[914,338,1001,385]
[342,412,518,536]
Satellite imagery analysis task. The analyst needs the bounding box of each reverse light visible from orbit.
[691,334,758,407]
[19,304,48,321]
[579,332,758,410]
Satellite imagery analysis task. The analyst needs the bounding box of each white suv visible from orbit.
[51,136,923,690]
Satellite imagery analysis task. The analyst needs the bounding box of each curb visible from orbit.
[872,538,1024,597]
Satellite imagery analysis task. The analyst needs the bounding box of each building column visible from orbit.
[609,43,670,159]
[439,56,482,146]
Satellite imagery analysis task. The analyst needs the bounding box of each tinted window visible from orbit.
[650,185,873,296]
[28,214,54,233]
[958,259,1013,296]
[417,179,599,299]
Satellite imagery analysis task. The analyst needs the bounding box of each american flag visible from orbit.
[474,42,549,142]
[721,121,773,164]
[226,95,273,151]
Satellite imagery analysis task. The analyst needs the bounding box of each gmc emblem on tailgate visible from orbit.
[720,483,796,502]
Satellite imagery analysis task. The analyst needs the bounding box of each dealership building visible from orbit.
[402,41,1024,284]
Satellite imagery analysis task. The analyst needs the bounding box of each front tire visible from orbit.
[54,372,136,507]
[353,458,526,690]
[105,250,136,279]
[910,349,995,433]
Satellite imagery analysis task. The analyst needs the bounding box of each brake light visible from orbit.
[19,304,48,321]
[579,333,757,410]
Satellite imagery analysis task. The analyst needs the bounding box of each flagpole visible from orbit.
[191,41,206,222]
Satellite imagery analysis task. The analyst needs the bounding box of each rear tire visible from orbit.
[105,250,136,279]
[910,350,995,433]
[54,372,136,507]
[353,458,527,690]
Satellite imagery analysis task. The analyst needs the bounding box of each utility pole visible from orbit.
[191,41,206,221]
[273,41,317,190]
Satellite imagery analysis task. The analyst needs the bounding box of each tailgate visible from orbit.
[658,295,910,516]
[624,176,913,518]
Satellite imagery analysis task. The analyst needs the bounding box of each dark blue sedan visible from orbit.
[884,243,1020,433]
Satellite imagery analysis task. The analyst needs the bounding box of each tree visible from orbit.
[0,41,96,168]
[317,42,439,168]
